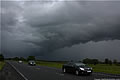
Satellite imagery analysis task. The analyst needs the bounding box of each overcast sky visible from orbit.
[1,0,120,61]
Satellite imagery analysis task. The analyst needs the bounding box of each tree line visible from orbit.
[0,54,35,61]
[0,54,4,61]
[82,58,120,66]
[6,56,36,61]
[0,54,120,66]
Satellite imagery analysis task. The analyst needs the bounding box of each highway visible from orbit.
[7,61,120,80]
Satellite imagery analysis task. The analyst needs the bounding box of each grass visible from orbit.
[0,61,5,70]
[36,61,120,74]
[88,64,120,74]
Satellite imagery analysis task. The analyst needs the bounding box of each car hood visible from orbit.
[79,66,91,69]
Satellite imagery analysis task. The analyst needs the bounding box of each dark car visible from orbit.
[62,62,93,75]
[28,60,36,66]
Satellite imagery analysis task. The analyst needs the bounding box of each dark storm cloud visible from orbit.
[48,40,120,61]
[22,1,120,53]
[1,1,22,31]
[1,0,120,58]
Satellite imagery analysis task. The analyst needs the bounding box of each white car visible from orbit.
[18,60,23,63]
[28,60,36,66]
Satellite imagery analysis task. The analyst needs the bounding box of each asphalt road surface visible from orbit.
[7,61,120,80]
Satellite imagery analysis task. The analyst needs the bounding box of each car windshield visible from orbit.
[75,63,86,67]
[29,61,35,63]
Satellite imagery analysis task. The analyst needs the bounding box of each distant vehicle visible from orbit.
[18,60,22,63]
[62,62,93,76]
[28,60,36,66]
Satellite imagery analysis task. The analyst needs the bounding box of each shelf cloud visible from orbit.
[1,0,120,60]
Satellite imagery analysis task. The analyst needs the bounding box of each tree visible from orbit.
[0,54,4,61]
[83,58,89,64]
[92,59,99,65]
[113,59,117,64]
[70,60,73,62]
[13,57,19,61]
[105,58,109,64]
[83,58,92,64]
[27,56,35,61]
[83,58,99,65]
[20,57,26,61]
[108,60,112,65]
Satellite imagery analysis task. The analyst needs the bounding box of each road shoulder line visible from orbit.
[8,62,28,80]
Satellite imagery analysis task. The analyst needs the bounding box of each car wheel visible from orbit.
[63,68,66,73]
[75,70,79,76]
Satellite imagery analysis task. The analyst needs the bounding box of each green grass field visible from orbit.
[36,61,120,74]
[0,61,5,70]
[88,64,120,74]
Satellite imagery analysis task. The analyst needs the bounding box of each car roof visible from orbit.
[74,63,85,65]
[29,60,35,62]
[67,62,85,64]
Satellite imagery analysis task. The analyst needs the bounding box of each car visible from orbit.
[28,60,36,66]
[62,62,93,76]
[18,60,23,63]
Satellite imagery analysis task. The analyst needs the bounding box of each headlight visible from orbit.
[80,68,85,70]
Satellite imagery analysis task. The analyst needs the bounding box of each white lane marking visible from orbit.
[8,62,28,80]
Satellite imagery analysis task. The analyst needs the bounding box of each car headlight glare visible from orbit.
[80,68,85,70]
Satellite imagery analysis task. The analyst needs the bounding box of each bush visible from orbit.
[27,56,35,61]
[20,57,26,61]
[13,57,20,61]
[104,58,113,65]
[0,54,4,61]
[115,62,120,66]
[83,58,99,65]
[105,58,109,64]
